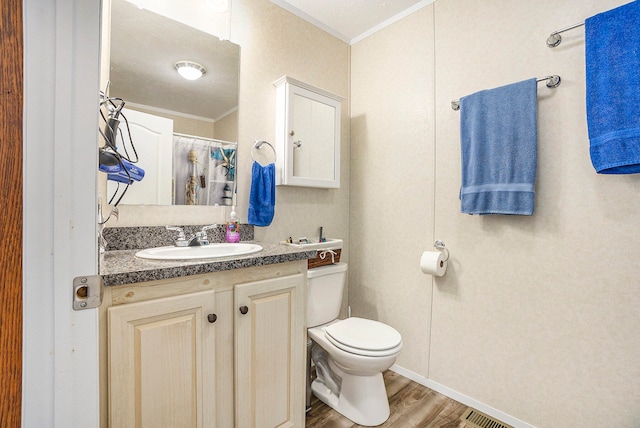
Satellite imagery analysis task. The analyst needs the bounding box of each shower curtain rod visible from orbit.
[450,75,561,111]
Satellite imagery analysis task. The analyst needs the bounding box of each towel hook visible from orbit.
[434,240,450,262]
[251,139,276,165]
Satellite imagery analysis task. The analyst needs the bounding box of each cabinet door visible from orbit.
[235,273,305,428]
[108,290,216,428]
[273,76,343,189]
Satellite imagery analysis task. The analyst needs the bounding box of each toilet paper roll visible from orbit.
[420,251,447,276]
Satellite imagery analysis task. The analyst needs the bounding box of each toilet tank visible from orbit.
[307,262,347,328]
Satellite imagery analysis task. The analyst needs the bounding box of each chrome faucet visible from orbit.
[192,224,218,246]
[165,225,219,247]
[165,226,190,247]
[192,231,209,246]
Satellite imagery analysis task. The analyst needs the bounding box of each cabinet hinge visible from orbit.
[73,275,104,310]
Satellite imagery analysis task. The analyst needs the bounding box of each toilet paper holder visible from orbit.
[433,240,450,261]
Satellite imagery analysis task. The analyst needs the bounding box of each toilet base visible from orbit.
[311,371,390,426]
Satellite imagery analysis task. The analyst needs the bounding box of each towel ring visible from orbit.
[251,139,276,165]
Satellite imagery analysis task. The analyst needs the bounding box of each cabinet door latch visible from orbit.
[73,275,104,310]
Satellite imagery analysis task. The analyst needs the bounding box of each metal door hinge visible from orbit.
[73,275,104,310]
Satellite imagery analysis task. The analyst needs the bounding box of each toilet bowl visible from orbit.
[307,263,402,426]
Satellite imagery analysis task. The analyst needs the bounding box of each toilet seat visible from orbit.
[324,317,402,357]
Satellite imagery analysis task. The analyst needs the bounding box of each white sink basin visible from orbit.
[135,243,263,261]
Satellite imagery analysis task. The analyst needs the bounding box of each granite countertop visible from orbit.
[100,242,317,286]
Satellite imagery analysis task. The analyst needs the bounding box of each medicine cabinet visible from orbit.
[274,76,344,188]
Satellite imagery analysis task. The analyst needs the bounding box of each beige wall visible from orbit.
[213,108,238,142]
[351,5,435,380]
[230,0,350,250]
[350,0,640,427]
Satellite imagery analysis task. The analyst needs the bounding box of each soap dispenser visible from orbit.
[226,207,240,243]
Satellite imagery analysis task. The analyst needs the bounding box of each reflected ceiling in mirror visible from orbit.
[109,0,239,121]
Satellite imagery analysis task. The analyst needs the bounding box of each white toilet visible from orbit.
[307,262,402,426]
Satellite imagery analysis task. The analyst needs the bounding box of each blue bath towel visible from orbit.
[586,1,640,174]
[248,161,275,227]
[459,78,538,215]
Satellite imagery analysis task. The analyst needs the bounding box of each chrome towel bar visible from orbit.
[450,75,561,111]
[546,21,585,47]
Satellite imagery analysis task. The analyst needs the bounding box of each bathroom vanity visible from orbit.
[99,242,315,428]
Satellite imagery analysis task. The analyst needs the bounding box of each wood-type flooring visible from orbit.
[305,370,474,428]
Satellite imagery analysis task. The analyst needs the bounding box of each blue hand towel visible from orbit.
[248,161,275,227]
[586,1,640,174]
[459,78,538,215]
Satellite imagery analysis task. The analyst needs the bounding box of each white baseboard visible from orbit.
[389,364,536,428]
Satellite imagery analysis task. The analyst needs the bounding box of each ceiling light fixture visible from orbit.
[174,61,207,80]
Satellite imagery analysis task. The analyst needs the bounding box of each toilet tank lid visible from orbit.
[307,262,347,278]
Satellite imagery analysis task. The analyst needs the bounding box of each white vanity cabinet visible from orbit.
[107,290,218,428]
[235,274,305,428]
[100,261,307,428]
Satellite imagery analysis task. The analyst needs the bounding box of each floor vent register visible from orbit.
[461,408,513,428]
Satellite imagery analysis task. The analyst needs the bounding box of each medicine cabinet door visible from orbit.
[274,76,343,189]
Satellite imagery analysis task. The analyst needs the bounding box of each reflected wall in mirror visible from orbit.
[274,76,344,189]
[103,0,240,206]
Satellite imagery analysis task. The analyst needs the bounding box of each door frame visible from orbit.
[23,0,101,426]
[1,0,23,426]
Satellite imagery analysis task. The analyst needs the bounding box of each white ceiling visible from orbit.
[270,0,434,44]
[108,0,434,121]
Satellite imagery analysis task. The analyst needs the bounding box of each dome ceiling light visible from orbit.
[174,61,207,80]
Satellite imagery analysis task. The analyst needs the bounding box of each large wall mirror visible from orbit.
[102,0,240,206]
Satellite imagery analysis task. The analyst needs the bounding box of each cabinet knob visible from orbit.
[207,313,217,323]
[239,305,249,315]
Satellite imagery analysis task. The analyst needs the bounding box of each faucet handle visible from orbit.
[195,224,218,245]
[201,224,218,233]
[165,226,190,247]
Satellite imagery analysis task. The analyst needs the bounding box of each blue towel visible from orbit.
[248,161,275,227]
[586,1,640,174]
[459,78,538,215]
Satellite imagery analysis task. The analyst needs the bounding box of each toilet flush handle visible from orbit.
[239,305,249,315]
